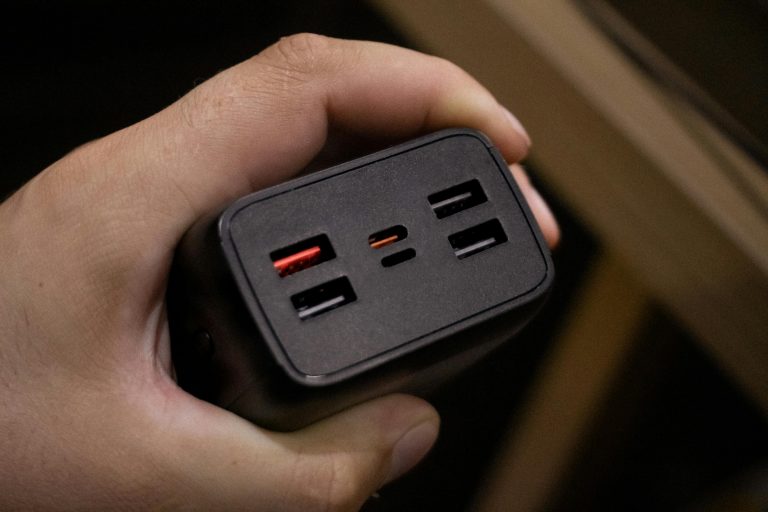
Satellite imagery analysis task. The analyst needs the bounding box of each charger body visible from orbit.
[168,129,554,431]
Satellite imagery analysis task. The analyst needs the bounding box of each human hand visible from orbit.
[0,34,558,510]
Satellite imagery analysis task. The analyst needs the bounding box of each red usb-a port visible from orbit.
[270,234,335,277]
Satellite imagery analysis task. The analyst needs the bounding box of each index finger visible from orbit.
[24,35,538,292]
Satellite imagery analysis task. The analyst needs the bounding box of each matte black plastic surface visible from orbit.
[169,128,554,430]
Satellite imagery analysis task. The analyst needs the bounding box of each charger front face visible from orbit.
[218,130,552,383]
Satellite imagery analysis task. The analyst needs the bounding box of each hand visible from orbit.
[0,34,558,511]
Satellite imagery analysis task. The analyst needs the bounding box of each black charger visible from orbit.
[168,129,554,431]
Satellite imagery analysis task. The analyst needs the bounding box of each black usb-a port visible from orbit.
[428,179,487,219]
[449,219,508,259]
[291,277,356,320]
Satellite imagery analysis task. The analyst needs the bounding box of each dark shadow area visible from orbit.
[0,0,407,195]
[550,308,768,512]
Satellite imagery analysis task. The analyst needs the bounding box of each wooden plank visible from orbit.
[474,255,649,512]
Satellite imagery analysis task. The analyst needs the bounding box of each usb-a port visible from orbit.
[448,219,508,259]
[428,179,487,219]
[271,234,335,277]
[291,277,357,320]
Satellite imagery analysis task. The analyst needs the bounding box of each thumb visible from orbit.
[285,394,440,494]
[167,394,439,511]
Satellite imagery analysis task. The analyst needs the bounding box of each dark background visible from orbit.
[3,2,766,510]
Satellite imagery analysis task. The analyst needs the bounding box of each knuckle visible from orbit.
[179,35,338,128]
[274,33,333,69]
[259,33,339,76]
[178,33,350,129]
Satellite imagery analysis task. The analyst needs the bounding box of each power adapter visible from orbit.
[168,128,554,431]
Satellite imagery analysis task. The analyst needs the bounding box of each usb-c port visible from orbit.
[369,225,408,249]
[381,248,416,267]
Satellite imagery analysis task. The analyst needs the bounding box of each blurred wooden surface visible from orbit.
[371,0,768,417]
[475,253,649,512]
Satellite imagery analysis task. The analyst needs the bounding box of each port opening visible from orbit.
[428,179,487,219]
[368,225,408,249]
[291,276,356,320]
[381,248,416,267]
[448,219,507,259]
[271,234,335,277]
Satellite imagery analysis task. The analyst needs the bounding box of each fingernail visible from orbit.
[503,108,532,147]
[385,420,439,484]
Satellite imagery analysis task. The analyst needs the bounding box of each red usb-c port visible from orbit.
[271,234,335,277]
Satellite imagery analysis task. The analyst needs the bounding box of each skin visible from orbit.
[0,34,559,511]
